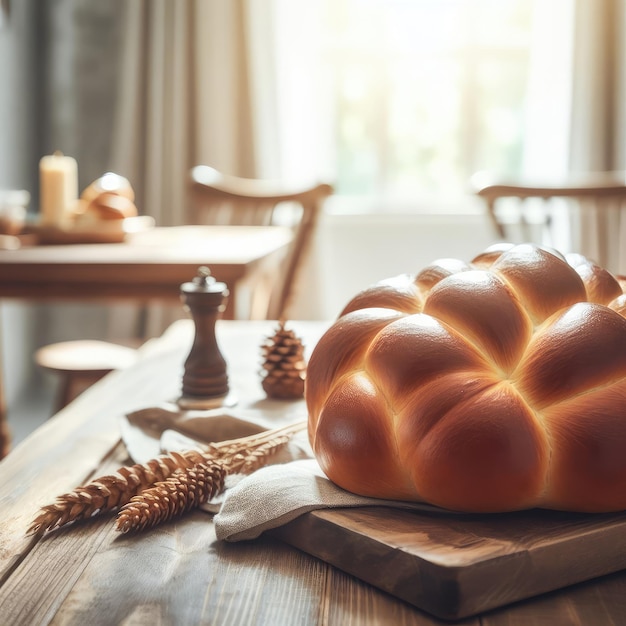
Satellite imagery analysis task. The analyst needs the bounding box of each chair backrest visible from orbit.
[189,165,333,320]
[472,172,626,246]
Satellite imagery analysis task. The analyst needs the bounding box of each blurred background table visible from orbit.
[0,225,293,319]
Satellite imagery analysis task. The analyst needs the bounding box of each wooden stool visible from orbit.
[35,340,139,414]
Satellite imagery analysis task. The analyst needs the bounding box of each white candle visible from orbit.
[39,152,78,227]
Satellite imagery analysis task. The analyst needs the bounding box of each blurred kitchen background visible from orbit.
[0,0,624,441]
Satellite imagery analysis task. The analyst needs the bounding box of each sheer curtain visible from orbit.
[522,0,575,181]
[567,0,626,273]
[520,0,576,253]
[110,0,274,227]
[514,0,626,270]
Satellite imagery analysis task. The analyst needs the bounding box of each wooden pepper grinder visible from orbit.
[178,266,234,409]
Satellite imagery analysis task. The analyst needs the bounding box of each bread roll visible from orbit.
[85,192,137,221]
[74,173,138,228]
[80,172,135,204]
[306,243,626,513]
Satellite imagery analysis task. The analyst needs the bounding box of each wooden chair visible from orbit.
[189,165,333,320]
[472,171,626,248]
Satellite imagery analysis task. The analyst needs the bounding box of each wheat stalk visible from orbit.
[29,421,306,536]
[115,424,302,533]
[201,421,305,458]
[28,449,206,536]
[116,461,228,533]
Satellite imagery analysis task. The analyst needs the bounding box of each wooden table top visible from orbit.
[0,225,292,308]
[1,320,626,625]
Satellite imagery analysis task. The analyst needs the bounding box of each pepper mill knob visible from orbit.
[178,266,233,409]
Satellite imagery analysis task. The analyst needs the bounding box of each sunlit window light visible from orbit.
[320,0,535,203]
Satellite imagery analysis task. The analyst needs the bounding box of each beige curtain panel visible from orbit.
[569,0,626,273]
[110,0,266,228]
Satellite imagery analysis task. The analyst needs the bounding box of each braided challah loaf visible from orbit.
[306,243,626,513]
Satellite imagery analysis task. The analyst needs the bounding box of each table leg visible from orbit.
[0,312,11,459]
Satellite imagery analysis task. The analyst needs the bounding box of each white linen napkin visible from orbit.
[212,457,448,542]
[120,401,310,464]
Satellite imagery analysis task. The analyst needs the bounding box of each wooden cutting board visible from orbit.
[271,506,626,620]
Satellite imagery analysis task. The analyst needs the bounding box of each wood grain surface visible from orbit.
[273,505,626,620]
[1,320,626,625]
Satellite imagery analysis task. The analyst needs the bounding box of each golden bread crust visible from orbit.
[306,244,626,512]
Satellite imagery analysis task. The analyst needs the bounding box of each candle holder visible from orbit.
[177,266,236,410]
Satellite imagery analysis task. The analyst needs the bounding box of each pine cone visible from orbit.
[260,322,306,399]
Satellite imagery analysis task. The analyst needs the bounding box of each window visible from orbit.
[321,0,534,203]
